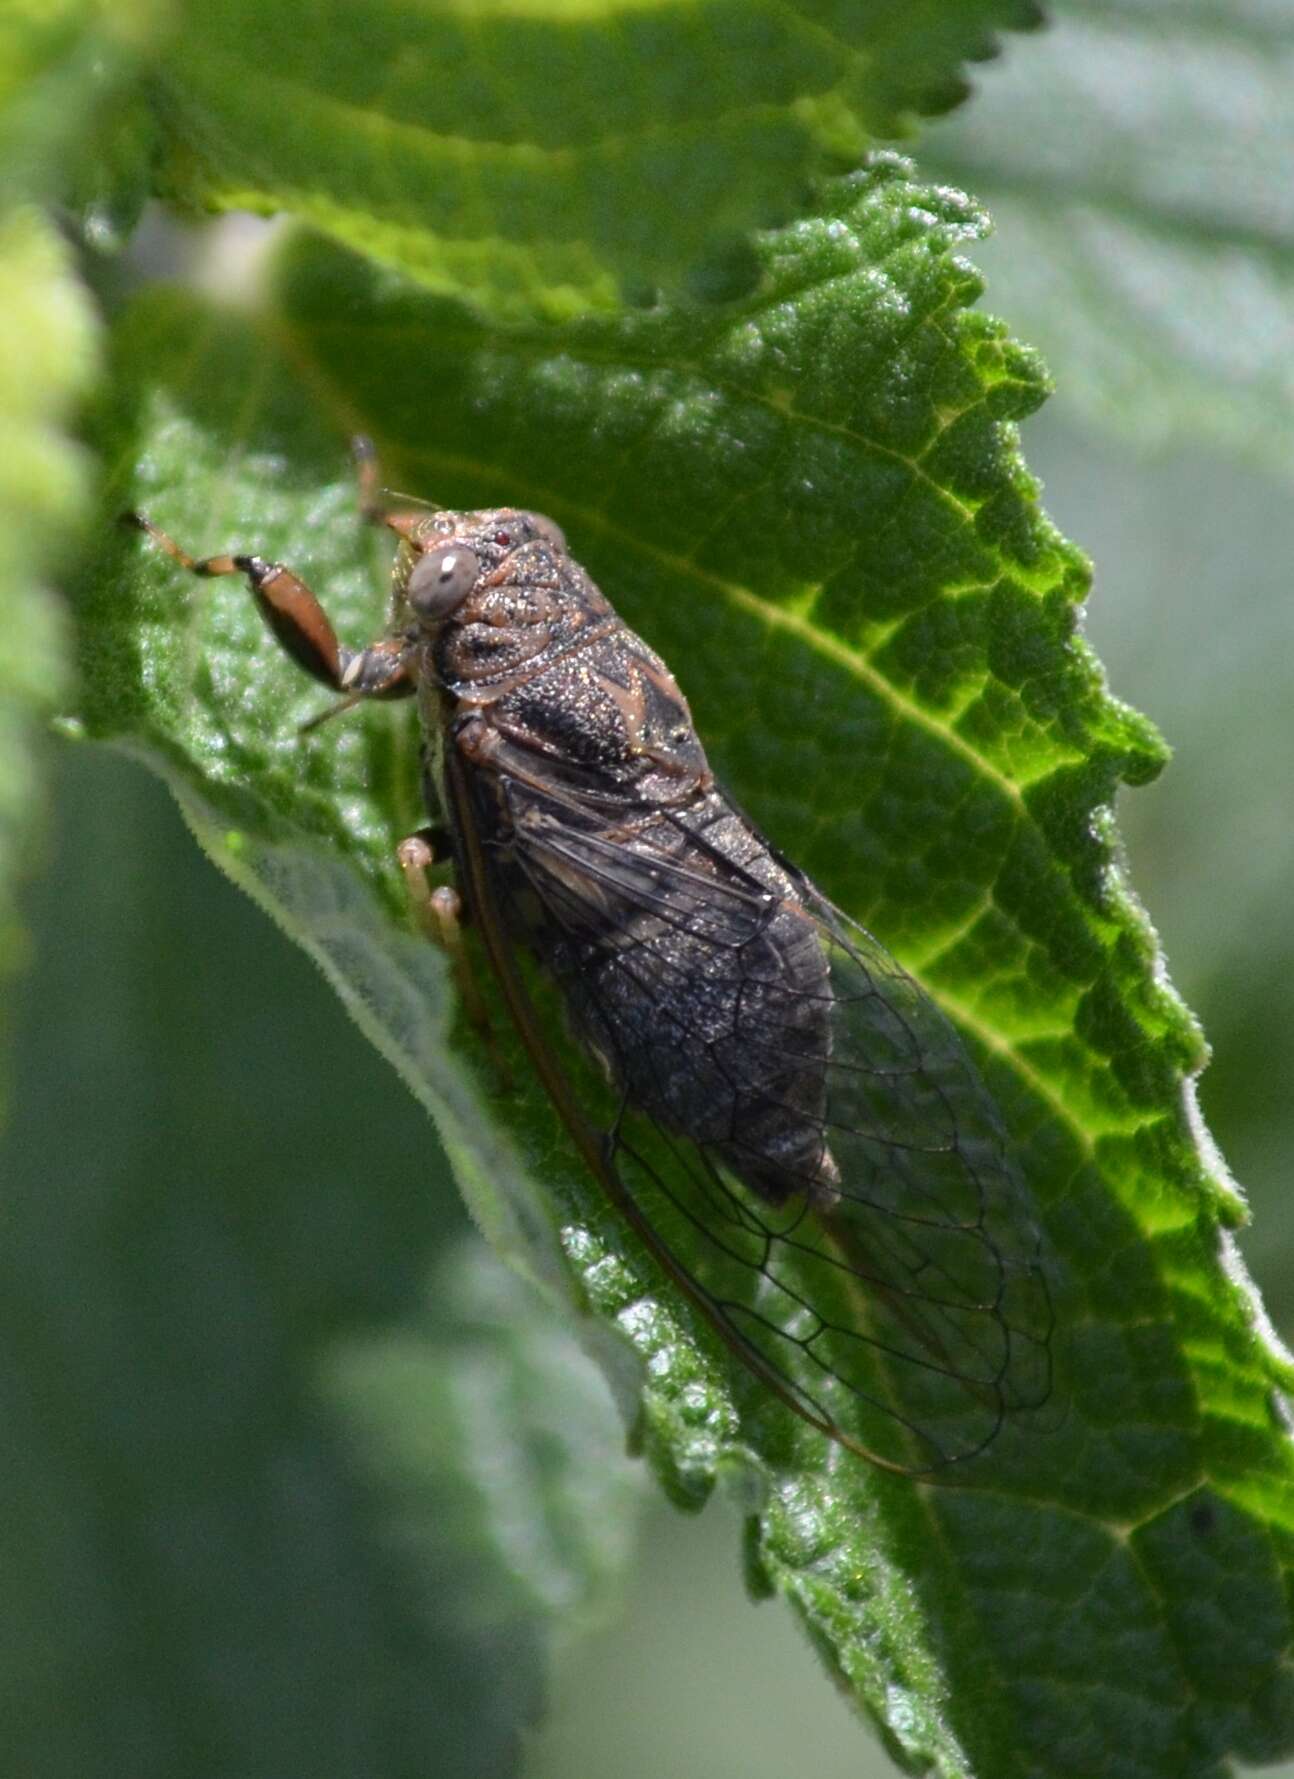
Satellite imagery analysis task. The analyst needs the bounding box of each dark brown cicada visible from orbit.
[132,446,1055,1477]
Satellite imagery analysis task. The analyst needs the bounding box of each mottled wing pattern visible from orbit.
[481,770,1055,1475]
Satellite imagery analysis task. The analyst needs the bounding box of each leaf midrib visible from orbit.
[165,49,828,177]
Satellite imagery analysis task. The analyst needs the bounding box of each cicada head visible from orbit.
[387,507,610,690]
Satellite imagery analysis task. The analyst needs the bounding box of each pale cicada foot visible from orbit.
[397,830,460,943]
[397,830,513,1093]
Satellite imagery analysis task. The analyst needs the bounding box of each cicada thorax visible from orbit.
[416,510,841,1211]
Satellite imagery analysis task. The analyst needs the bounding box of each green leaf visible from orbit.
[0,0,161,238]
[74,158,1294,1777]
[0,742,640,1779]
[925,0,1294,476]
[0,0,147,1114]
[0,207,98,1114]
[146,0,1039,316]
[322,1235,644,1646]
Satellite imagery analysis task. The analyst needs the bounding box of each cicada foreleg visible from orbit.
[122,510,417,728]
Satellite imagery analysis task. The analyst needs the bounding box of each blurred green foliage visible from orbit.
[0,211,94,1117]
[1,743,639,1777]
[145,0,1040,314]
[929,0,1294,476]
[5,2,1294,1777]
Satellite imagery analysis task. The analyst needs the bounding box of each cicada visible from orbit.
[131,444,1055,1477]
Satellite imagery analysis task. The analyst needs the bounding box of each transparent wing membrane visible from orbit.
[477,771,1056,1475]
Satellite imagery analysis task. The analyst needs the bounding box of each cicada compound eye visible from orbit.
[407,543,481,620]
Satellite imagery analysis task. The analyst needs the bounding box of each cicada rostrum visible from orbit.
[130,443,1056,1477]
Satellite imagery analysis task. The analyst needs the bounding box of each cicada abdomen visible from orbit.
[133,469,1056,1477]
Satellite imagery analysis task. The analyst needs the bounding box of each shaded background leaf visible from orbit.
[146,0,1040,316]
[0,744,641,1778]
[0,0,160,239]
[0,0,148,1120]
[927,0,1294,476]
[0,209,97,1117]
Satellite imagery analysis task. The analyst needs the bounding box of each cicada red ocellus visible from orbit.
[131,444,1056,1477]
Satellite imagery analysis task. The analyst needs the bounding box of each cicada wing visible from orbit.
[598,924,1057,1474]
[724,875,1058,1469]
[468,762,1056,1475]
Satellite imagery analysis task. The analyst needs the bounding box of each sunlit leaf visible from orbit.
[71,158,1294,1777]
